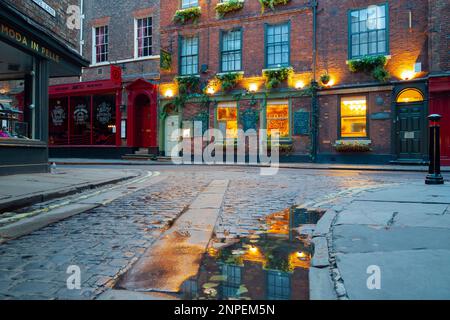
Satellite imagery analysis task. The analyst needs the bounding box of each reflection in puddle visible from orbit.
[180,206,324,300]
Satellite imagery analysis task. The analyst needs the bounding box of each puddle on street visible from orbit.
[179,206,324,300]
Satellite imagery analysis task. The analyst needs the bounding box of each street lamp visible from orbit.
[425,114,444,185]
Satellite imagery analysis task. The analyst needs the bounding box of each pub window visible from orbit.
[349,4,388,58]
[49,98,69,145]
[94,25,109,63]
[93,95,116,145]
[340,96,368,138]
[221,29,242,72]
[180,36,199,75]
[182,0,198,9]
[266,100,290,138]
[135,17,152,58]
[267,271,291,300]
[266,22,290,69]
[0,41,36,140]
[221,264,241,299]
[70,96,91,145]
[217,102,238,141]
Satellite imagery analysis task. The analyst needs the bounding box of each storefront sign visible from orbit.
[96,102,112,124]
[293,111,310,135]
[241,109,258,132]
[73,104,89,125]
[0,23,60,63]
[51,104,66,126]
[32,0,56,17]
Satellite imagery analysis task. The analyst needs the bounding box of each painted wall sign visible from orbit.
[32,0,56,17]
[0,23,60,63]
[241,109,258,132]
[293,111,310,135]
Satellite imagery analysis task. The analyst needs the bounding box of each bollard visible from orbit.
[425,114,444,185]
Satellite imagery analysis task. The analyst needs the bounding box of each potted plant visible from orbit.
[259,0,291,14]
[348,55,390,82]
[215,72,242,92]
[173,6,201,24]
[263,67,293,90]
[334,140,372,152]
[320,72,330,86]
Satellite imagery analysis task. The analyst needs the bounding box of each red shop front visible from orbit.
[429,76,450,166]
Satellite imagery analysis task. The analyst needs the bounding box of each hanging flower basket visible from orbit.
[215,0,245,18]
[173,7,201,24]
[334,140,372,153]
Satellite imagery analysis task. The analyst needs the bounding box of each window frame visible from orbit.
[92,25,109,64]
[215,101,239,142]
[347,3,389,59]
[181,0,199,9]
[134,16,153,59]
[178,35,200,76]
[219,27,243,73]
[265,99,291,140]
[264,21,291,69]
[338,95,370,140]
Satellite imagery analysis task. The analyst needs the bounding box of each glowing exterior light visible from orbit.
[249,246,258,254]
[248,83,258,93]
[401,70,415,81]
[164,89,174,98]
[295,81,305,89]
[206,86,215,95]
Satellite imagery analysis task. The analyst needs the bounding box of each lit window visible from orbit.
[180,36,199,75]
[94,25,108,63]
[136,17,152,58]
[396,89,424,103]
[266,101,289,138]
[340,96,367,138]
[182,0,198,9]
[266,23,290,68]
[217,103,238,140]
[221,29,242,72]
[349,4,388,58]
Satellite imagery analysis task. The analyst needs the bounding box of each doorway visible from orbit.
[134,94,152,147]
[395,88,426,160]
[165,115,180,157]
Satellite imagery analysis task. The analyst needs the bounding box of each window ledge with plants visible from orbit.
[173,6,202,24]
[347,55,391,83]
[215,0,245,18]
[334,139,372,153]
[259,0,291,14]
[262,66,293,90]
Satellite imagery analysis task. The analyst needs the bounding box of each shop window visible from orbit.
[0,41,36,140]
[180,36,199,75]
[182,0,198,9]
[221,29,242,72]
[266,22,290,69]
[70,96,92,145]
[267,271,291,300]
[94,25,108,63]
[340,96,367,138]
[266,101,289,138]
[396,88,424,103]
[136,17,152,58]
[49,98,69,145]
[217,103,238,140]
[93,95,116,145]
[349,4,388,58]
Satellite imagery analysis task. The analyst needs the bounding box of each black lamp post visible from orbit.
[425,114,444,185]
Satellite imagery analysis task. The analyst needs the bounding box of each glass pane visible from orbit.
[49,98,69,145]
[93,95,116,145]
[397,89,424,103]
[340,96,367,138]
[267,104,289,138]
[70,96,92,145]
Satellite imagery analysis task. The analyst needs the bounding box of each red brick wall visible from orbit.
[428,0,450,73]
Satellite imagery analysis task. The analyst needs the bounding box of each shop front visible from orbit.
[429,76,450,166]
[0,2,88,175]
[49,75,158,158]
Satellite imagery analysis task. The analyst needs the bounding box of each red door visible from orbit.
[430,92,450,165]
[134,94,152,147]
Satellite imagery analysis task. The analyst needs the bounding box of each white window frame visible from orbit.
[181,0,199,9]
[92,25,109,65]
[134,16,153,59]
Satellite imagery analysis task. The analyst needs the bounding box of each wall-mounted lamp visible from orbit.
[206,86,215,95]
[295,81,305,89]
[164,89,174,98]
[401,70,415,81]
[248,83,258,93]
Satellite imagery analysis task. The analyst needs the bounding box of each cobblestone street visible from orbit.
[0,165,442,299]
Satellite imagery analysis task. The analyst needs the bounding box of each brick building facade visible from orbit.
[0,0,87,174]
[159,0,449,164]
[48,0,161,158]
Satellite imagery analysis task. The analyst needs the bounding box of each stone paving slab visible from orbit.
[336,249,450,300]
[117,180,229,293]
[309,267,337,300]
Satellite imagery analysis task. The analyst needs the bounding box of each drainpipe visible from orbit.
[79,0,85,82]
[310,0,319,163]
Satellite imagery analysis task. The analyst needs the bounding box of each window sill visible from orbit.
[216,71,244,77]
[0,138,46,148]
[262,66,292,73]
[89,55,160,68]
[345,55,391,64]
[335,139,371,144]
[177,74,200,78]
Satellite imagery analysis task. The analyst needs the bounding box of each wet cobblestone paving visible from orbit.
[0,165,427,299]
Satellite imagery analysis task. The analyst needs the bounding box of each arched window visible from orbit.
[396,89,424,103]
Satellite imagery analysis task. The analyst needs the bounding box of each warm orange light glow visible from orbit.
[325,79,335,87]
[295,81,305,89]
[396,88,424,103]
[401,70,415,81]
[249,246,258,254]
[206,86,215,95]
[164,89,174,98]
[248,83,258,93]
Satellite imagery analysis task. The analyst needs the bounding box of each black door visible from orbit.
[396,103,424,160]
